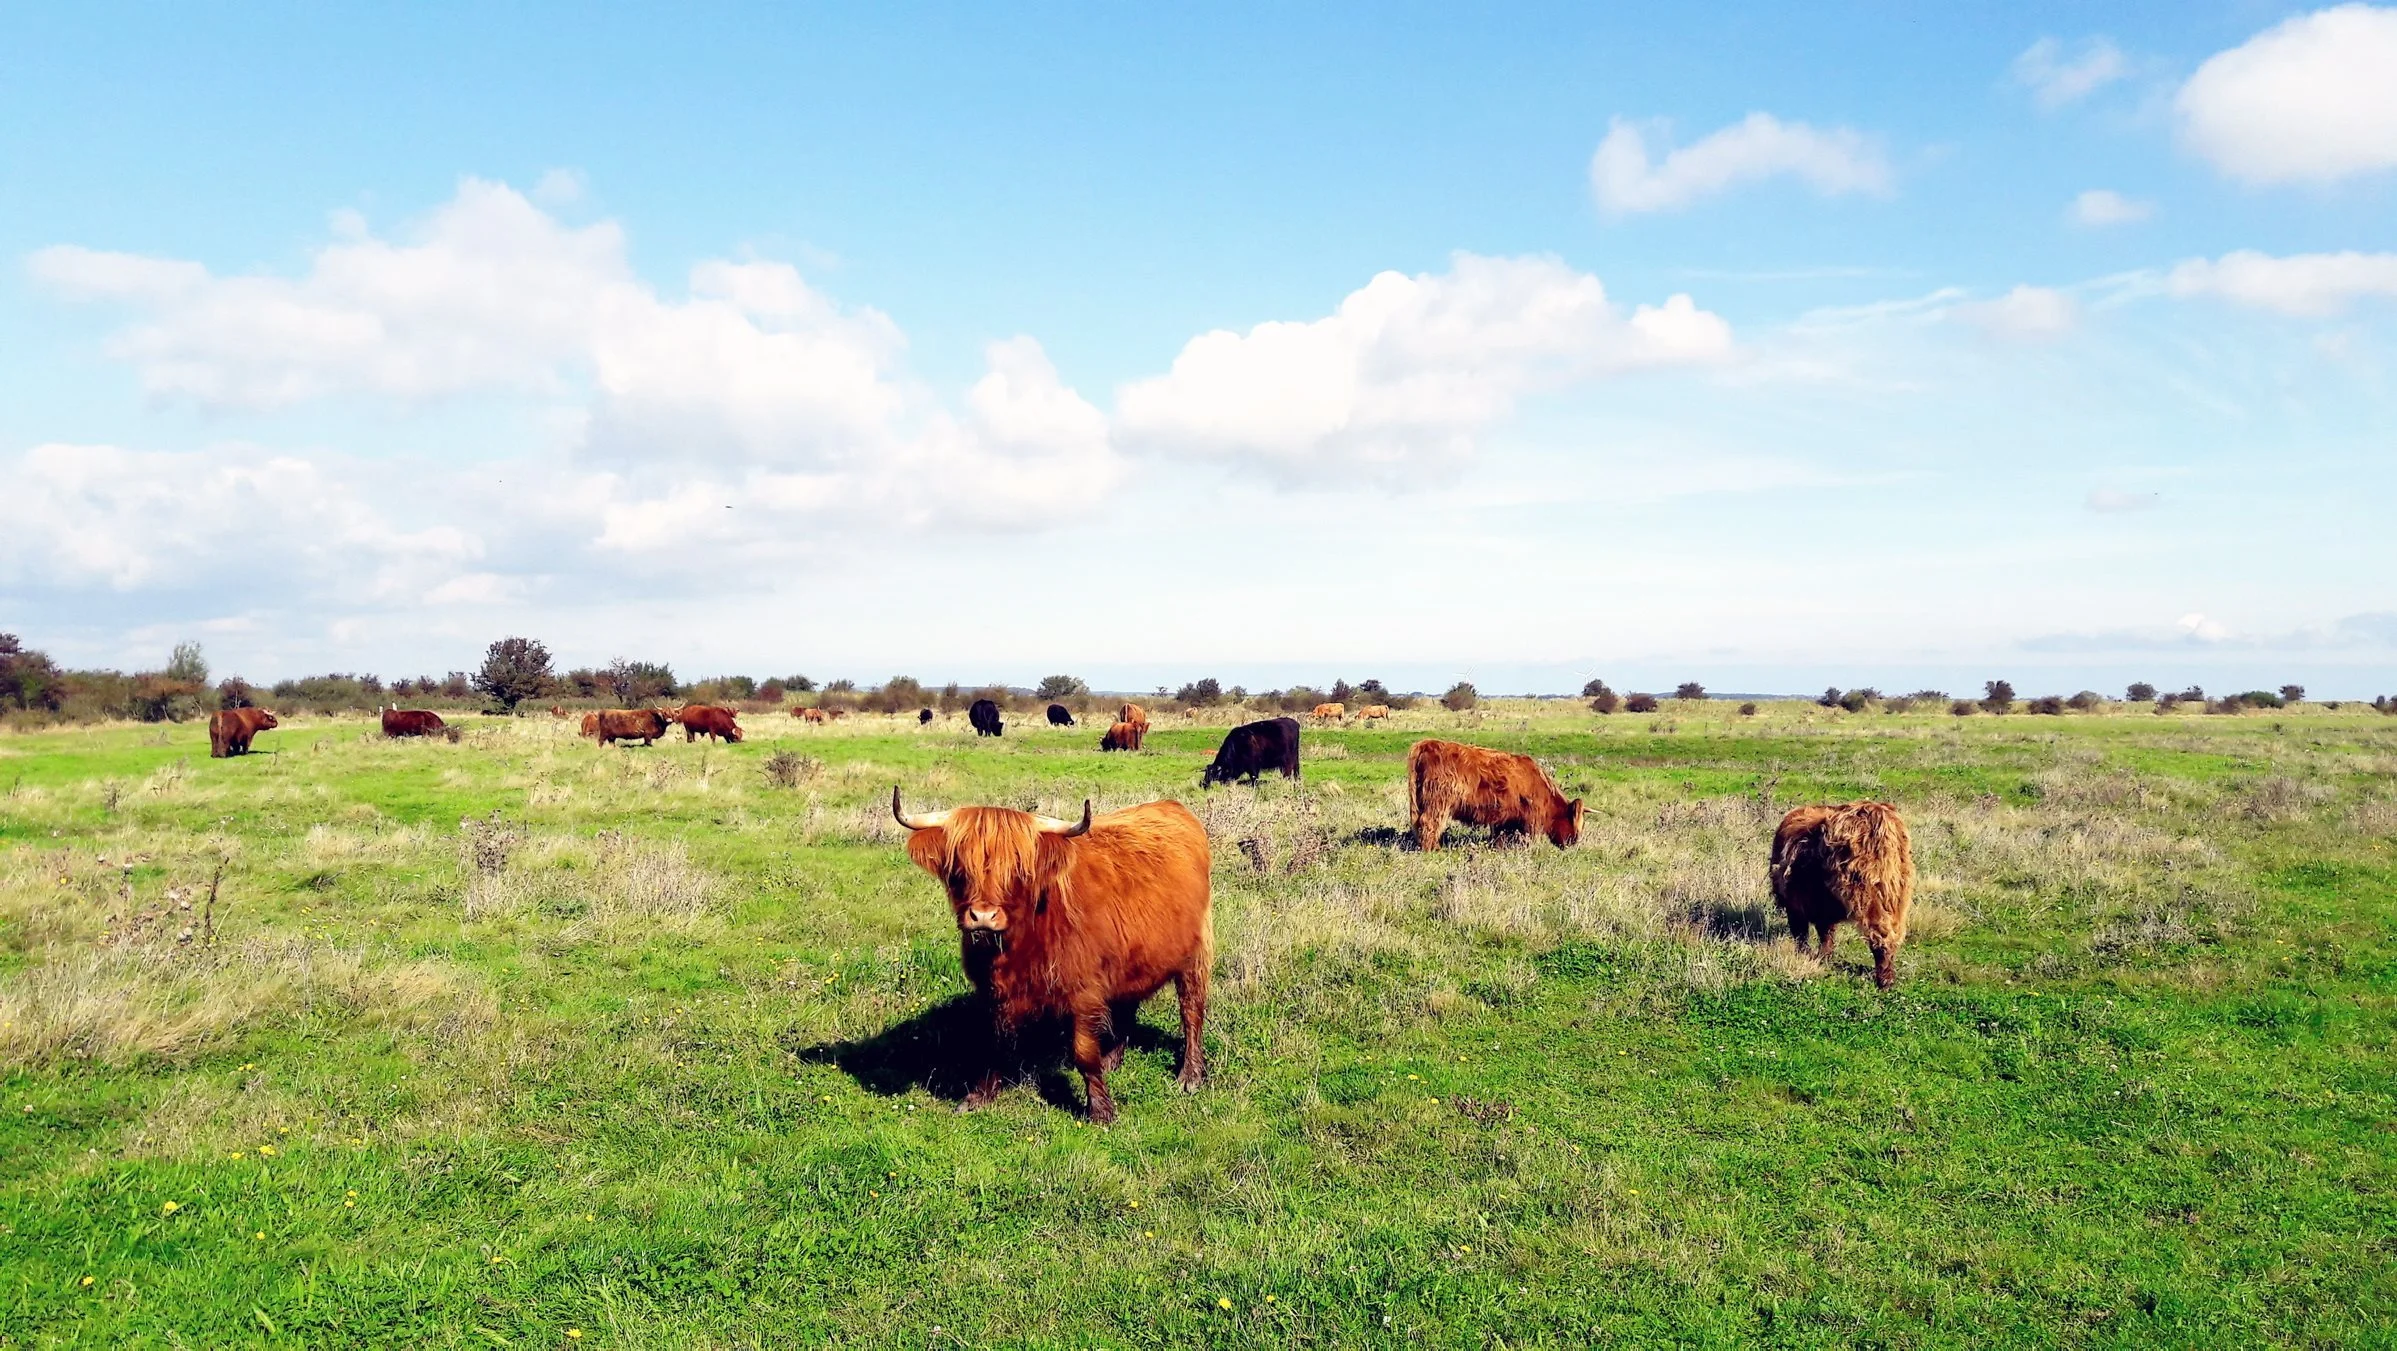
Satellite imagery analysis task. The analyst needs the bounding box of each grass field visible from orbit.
[2,700,2393,1347]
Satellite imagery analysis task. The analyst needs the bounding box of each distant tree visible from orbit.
[825,678,857,694]
[605,658,678,704]
[2067,690,2103,711]
[473,637,554,712]
[1441,681,1479,712]
[866,676,928,713]
[442,671,472,699]
[1624,693,1660,713]
[1581,678,1611,698]
[165,641,209,688]
[2176,685,2205,703]
[1357,679,1390,702]
[216,677,256,710]
[1035,675,1088,701]
[1839,688,1877,713]
[1950,700,1976,717]
[0,634,62,711]
[1980,680,2015,715]
[2237,690,2283,709]
[1588,686,1620,714]
[1329,679,1355,707]
[1818,687,1843,708]
[1226,685,1248,702]
[756,680,787,704]
[2279,684,2306,705]
[2126,682,2157,703]
[782,674,818,693]
[1175,677,1223,707]
[1674,682,1706,701]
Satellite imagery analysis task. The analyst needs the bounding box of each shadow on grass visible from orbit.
[785,997,1180,1114]
[1348,825,1537,852]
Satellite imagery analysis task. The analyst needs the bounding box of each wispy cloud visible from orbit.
[2085,487,2161,513]
[1590,113,1892,215]
[2068,189,2153,227]
[2011,36,2128,110]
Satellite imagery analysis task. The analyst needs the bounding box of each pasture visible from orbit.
[1,702,2392,1347]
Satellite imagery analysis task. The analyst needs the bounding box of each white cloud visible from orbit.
[2068,189,2153,226]
[1113,253,1731,476]
[2011,37,2128,110]
[2176,4,2397,184]
[1950,285,2079,340]
[2086,488,2161,513]
[2166,249,2397,316]
[1589,113,1893,216]
[2179,612,2230,642]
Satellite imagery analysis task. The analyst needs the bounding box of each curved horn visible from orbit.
[892,786,952,831]
[1033,800,1094,837]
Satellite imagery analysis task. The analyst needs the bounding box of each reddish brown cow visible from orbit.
[1357,704,1391,720]
[1406,739,1583,852]
[1099,720,1144,752]
[674,704,743,743]
[1769,802,1915,989]
[1312,702,1345,721]
[594,708,671,746]
[893,788,1212,1123]
[380,706,447,738]
[579,712,600,738]
[209,707,278,758]
[549,705,567,718]
[796,707,828,723]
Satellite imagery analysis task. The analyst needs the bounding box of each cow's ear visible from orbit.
[902,827,949,879]
[1032,831,1076,895]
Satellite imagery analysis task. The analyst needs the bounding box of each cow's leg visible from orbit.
[1071,1006,1117,1124]
[1816,920,1839,961]
[1413,800,1444,852]
[1865,926,1899,989]
[1173,964,1208,1091]
[1102,998,1138,1072]
[1787,913,1812,951]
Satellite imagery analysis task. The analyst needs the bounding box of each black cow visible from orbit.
[919,708,934,725]
[969,698,1004,737]
[1202,717,1302,787]
[1046,703,1075,726]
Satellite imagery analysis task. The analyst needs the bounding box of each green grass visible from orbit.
[2,701,2393,1347]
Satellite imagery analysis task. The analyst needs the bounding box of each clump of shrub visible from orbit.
[1738,702,1758,717]
[1624,693,1660,713]
[2127,681,2157,703]
[1674,682,1706,701]
[2028,695,2065,715]
[762,751,821,789]
[1980,680,2015,715]
[1586,680,1619,714]
[1441,682,1478,712]
[1838,687,1878,713]
[2067,690,2103,711]
[1950,700,1976,717]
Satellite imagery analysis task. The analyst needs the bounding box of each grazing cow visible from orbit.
[1046,703,1076,727]
[579,712,601,738]
[1769,802,1915,990]
[1406,739,1583,852]
[380,706,447,738]
[892,788,1212,1123]
[1099,720,1144,752]
[1358,705,1391,720]
[1312,703,1345,721]
[675,704,742,743]
[549,705,567,719]
[1118,702,1150,734]
[919,707,935,725]
[208,707,278,758]
[828,708,849,720]
[970,698,1005,737]
[594,708,671,746]
[797,707,828,723]
[1201,717,1301,787]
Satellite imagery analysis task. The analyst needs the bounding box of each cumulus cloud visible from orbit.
[1113,253,1731,476]
[2012,36,2129,109]
[2166,249,2397,316]
[2068,189,2153,226]
[1950,285,2079,340]
[1589,114,1893,215]
[2176,4,2397,184]
[29,178,1119,541]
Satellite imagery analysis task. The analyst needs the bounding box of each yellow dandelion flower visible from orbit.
[1406,1074,1420,1081]
[346,1190,358,1198]
[277,1125,289,1133]
[1265,1294,1276,1303]
[1127,1200,1140,1209]
[258,1145,277,1157]
[1627,1188,1638,1195]
[161,1200,180,1214]
[490,1255,504,1265]
[584,1213,596,1222]
[345,1200,356,1208]
[1143,1230,1154,1239]
[256,1231,267,1240]
[1217,1297,1232,1309]
[79,1276,94,1287]
[567,1332,583,1341]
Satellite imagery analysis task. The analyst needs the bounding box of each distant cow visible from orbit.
[1769,802,1915,990]
[380,706,446,738]
[797,707,828,723]
[1119,702,1150,731]
[893,788,1212,1123]
[1406,739,1582,852]
[1202,717,1300,787]
[595,708,671,746]
[1099,720,1144,752]
[209,707,278,758]
[1358,705,1391,720]
[579,712,600,738]
[549,705,567,719]
[1312,703,1345,721]
[970,699,1005,737]
[1046,703,1075,726]
[919,707,935,725]
[828,708,849,720]
[675,704,742,743]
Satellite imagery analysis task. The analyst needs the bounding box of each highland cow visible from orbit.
[674,704,742,743]
[1769,802,1915,990]
[1201,717,1300,786]
[970,698,1005,737]
[209,707,278,758]
[1405,739,1582,852]
[1046,703,1076,726]
[379,706,446,738]
[594,708,671,746]
[1099,720,1144,752]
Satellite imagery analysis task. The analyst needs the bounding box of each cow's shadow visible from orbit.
[785,996,1179,1113]
[1347,825,1532,852]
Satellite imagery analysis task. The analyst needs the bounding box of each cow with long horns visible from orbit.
[891,787,1212,1123]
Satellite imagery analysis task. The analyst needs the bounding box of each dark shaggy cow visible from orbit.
[893,788,1212,1123]
[1202,717,1301,787]
[674,704,742,743]
[1099,720,1143,752]
[579,712,600,738]
[970,698,1005,737]
[594,708,670,746]
[1406,739,1583,852]
[380,706,446,738]
[1046,703,1076,726]
[919,708,935,725]
[1769,802,1915,989]
[209,707,278,758]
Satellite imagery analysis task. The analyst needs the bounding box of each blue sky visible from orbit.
[4,3,2394,695]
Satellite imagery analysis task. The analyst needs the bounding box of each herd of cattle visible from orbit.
[200,696,1915,1123]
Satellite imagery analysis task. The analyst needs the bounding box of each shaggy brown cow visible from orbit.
[1357,704,1391,720]
[1312,703,1345,721]
[796,707,828,723]
[380,706,447,738]
[549,705,567,718]
[1406,739,1583,852]
[594,708,670,746]
[209,707,278,758]
[674,704,742,743]
[893,788,1212,1123]
[579,712,600,738]
[1768,802,1915,989]
[1099,720,1144,752]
